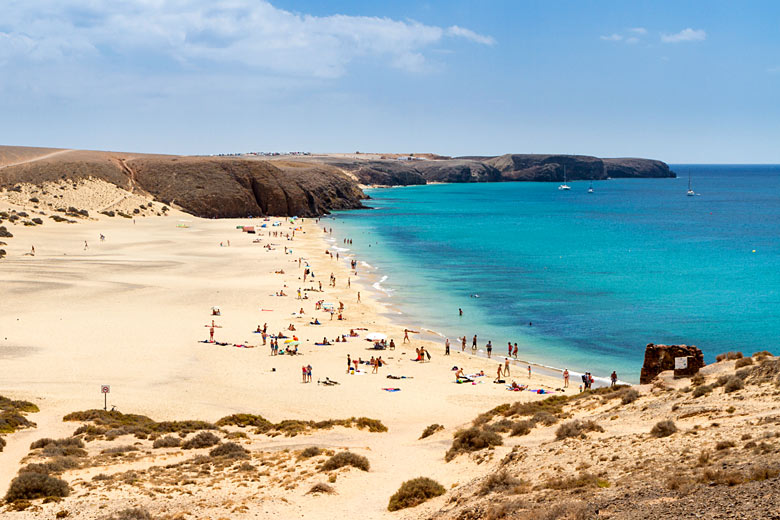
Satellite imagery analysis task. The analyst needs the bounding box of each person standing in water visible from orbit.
[472,335,478,351]
[486,341,492,358]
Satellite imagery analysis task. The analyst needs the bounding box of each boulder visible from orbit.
[640,344,705,384]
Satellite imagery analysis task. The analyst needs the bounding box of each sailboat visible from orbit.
[587,180,594,193]
[558,166,571,190]
[687,171,695,196]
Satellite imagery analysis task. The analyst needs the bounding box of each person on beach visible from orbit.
[507,342,512,357]
[495,365,503,383]
[389,339,395,350]
[472,335,478,351]
[307,364,312,383]
[504,358,511,377]
[461,336,466,352]
[486,341,492,358]
[403,329,411,343]
[347,354,351,374]
[459,308,463,316]
[527,365,532,378]
[513,343,518,358]
[348,278,351,288]
[357,292,361,302]
[563,369,569,388]
[261,331,267,346]
[84,240,88,250]
[611,371,618,387]
[302,365,307,383]
[445,338,450,356]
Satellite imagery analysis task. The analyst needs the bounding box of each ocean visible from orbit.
[325,165,780,382]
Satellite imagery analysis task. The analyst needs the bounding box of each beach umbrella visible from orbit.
[284,339,300,346]
[366,332,387,341]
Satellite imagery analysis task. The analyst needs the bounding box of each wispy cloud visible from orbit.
[629,27,648,35]
[661,28,706,43]
[600,27,647,44]
[767,66,780,74]
[600,33,623,42]
[0,1,495,78]
[447,25,496,46]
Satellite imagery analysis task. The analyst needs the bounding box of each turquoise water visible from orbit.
[326,165,780,382]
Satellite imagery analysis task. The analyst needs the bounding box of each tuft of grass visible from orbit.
[321,451,370,472]
[478,471,527,495]
[510,420,533,437]
[307,482,336,495]
[735,357,754,369]
[619,389,640,405]
[64,409,215,439]
[531,411,558,425]
[692,384,713,398]
[5,473,70,501]
[555,420,604,440]
[387,477,445,511]
[101,445,138,455]
[420,423,444,439]
[716,351,743,362]
[543,471,609,490]
[445,426,503,461]
[715,440,735,451]
[691,373,705,386]
[103,507,153,520]
[650,420,677,438]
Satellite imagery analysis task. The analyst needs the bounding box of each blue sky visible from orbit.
[1,0,778,162]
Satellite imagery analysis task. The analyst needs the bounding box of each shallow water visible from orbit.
[327,165,780,382]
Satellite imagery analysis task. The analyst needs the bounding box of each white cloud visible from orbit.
[600,33,623,42]
[447,25,496,45]
[0,1,495,78]
[625,37,640,44]
[661,28,706,43]
[629,27,647,35]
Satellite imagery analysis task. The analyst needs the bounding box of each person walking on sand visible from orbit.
[610,371,618,387]
[357,291,361,303]
[486,341,492,358]
[527,365,532,378]
[513,343,518,358]
[346,354,351,374]
[504,358,510,377]
[403,329,411,344]
[507,342,512,357]
[84,241,88,250]
[461,336,466,352]
[563,368,569,388]
[30,245,35,255]
[444,338,450,356]
[496,364,503,383]
[302,365,307,383]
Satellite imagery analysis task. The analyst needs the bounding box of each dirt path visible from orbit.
[0,408,76,494]
[0,149,74,170]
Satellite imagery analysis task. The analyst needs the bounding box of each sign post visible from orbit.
[101,385,110,411]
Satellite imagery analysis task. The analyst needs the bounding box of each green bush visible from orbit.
[387,477,445,511]
[321,451,370,472]
[5,473,70,501]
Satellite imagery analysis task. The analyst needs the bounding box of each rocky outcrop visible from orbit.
[484,154,606,182]
[640,344,705,384]
[603,158,674,179]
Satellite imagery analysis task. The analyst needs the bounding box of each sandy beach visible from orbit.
[0,190,569,518]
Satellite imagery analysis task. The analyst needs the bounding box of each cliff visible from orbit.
[0,147,366,218]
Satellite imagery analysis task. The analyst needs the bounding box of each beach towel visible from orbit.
[382,388,401,392]
[386,375,412,379]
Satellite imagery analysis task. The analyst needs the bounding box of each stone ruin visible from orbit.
[640,343,705,384]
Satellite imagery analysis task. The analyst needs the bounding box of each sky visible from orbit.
[1,0,779,162]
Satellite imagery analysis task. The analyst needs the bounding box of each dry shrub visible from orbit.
[5,473,70,501]
[531,501,592,520]
[724,376,744,393]
[209,442,249,459]
[544,471,609,490]
[307,482,335,495]
[692,384,713,398]
[532,411,558,425]
[665,474,694,491]
[555,420,604,440]
[698,468,744,486]
[486,419,515,434]
[387,477,445,511]
[30,438,87,458]
[299,446,322,459]
[152,436,180,448]
[0,436,5,452]
[321,451,370,472]
[420,423,444,439]
[102,507,153,520]
[715,351,743,362]
[691,373,705,386]
[101,445,137,455]
[650,420,677,438]
[510,420,533,437]
[696,450,711,466]
[217,413,386,435]
[749,465,780,481]
[445,426,503,461]
[752,350,773,360]
[619,388,640,405]
[715,440,735,450]
[479,471,527,495]
[64,409,215,438]
[735,357,754,369]
[181,431,220,449]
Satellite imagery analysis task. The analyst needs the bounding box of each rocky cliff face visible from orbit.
[322,154,675,186]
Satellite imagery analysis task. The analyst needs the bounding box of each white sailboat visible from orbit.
[687,171,695,196]
[558,166,571,190]
[587,180,594,193]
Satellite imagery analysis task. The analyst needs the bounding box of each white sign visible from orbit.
[674,357,688,370]
[101,385,111,394]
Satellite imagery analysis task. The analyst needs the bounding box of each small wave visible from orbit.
[372,275,395,295]
[360,261,373,268]
[332,246,350,252]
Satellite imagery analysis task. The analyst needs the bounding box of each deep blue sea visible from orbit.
[326,165,780,382]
